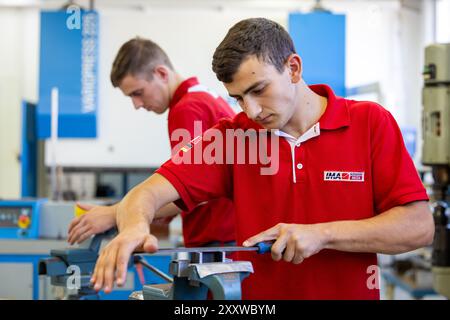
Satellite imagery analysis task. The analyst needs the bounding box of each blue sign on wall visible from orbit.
[21,101,38,197]
[288,12,346,97]
[38,9,98,138]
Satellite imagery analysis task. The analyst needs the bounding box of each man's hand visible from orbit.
[243,223,328,264]
[67,203,117,245]
[91,227,158,293]
[90,173,181,293]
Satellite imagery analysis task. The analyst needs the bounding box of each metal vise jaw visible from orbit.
[38,248,99,300]
[130,251,253,300]
[38,229,118,300]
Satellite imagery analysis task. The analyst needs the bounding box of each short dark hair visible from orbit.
[110,37,174,87]
[212,18,296,83]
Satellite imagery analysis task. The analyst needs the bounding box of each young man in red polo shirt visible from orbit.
[90,19,434,299]
[67,37,236,248]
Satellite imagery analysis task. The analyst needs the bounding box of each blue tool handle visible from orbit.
[255,241,274,254]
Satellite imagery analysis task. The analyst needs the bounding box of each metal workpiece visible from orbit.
[191,251,226,263]
[139,260,253,300]
[169,259,190,278]
[191,261,254,279]
[135,249,254,300]
[148,240,273,256]
[129,241,271,300]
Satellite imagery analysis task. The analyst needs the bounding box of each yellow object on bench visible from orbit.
[74,205,87,218]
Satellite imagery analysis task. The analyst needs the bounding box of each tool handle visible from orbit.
[255,241,274,254]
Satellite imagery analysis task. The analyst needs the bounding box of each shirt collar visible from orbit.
[274,123,320,144]
[169,77,200,109]
[310,84,350,130]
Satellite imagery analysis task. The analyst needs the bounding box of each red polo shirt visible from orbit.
[157,84,428,299]
[167,77,236,247]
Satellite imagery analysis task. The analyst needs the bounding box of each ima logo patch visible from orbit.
[324,171,365,182]
[180,135,202,153]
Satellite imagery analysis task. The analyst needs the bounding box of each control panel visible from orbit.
[0,199,46,239]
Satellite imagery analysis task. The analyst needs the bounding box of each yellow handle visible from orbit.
[74,205,87,217]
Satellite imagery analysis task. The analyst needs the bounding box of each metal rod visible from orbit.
[142,246,259,255]
[135,256,173,283]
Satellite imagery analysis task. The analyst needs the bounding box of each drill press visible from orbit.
[422,43,450,298]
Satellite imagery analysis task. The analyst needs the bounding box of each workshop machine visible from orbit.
[1,198,262,300]
[0,199,82,299]
[39,228,271,300]
[422,43,450,298]
[38,228,116,300]
[0,198,145,300]
[0,199,47,239]
[130,243,271,300]
[0,199,111,240]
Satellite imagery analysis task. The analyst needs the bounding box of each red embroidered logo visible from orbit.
[324,171,364,182]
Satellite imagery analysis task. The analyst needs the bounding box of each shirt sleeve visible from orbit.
[168,102,211,152]
[156,122,233,212]
[370,105,428,213]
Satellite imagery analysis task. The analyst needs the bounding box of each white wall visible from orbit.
[436,0,450,43]
[44,8,287,168]
[46,1,429,168]
[0,9,26,198]
[0,8,39,198]
[0,0,436,197]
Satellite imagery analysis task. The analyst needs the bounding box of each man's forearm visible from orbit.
[155,203,182,219]
[115,173,181,232]
[116,185,155,232]
[111,200,179,228]
[322,201,434,254]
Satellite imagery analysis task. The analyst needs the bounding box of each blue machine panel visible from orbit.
[37,10,98,138]
[0,199,46,239]
[288,12,346,97]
